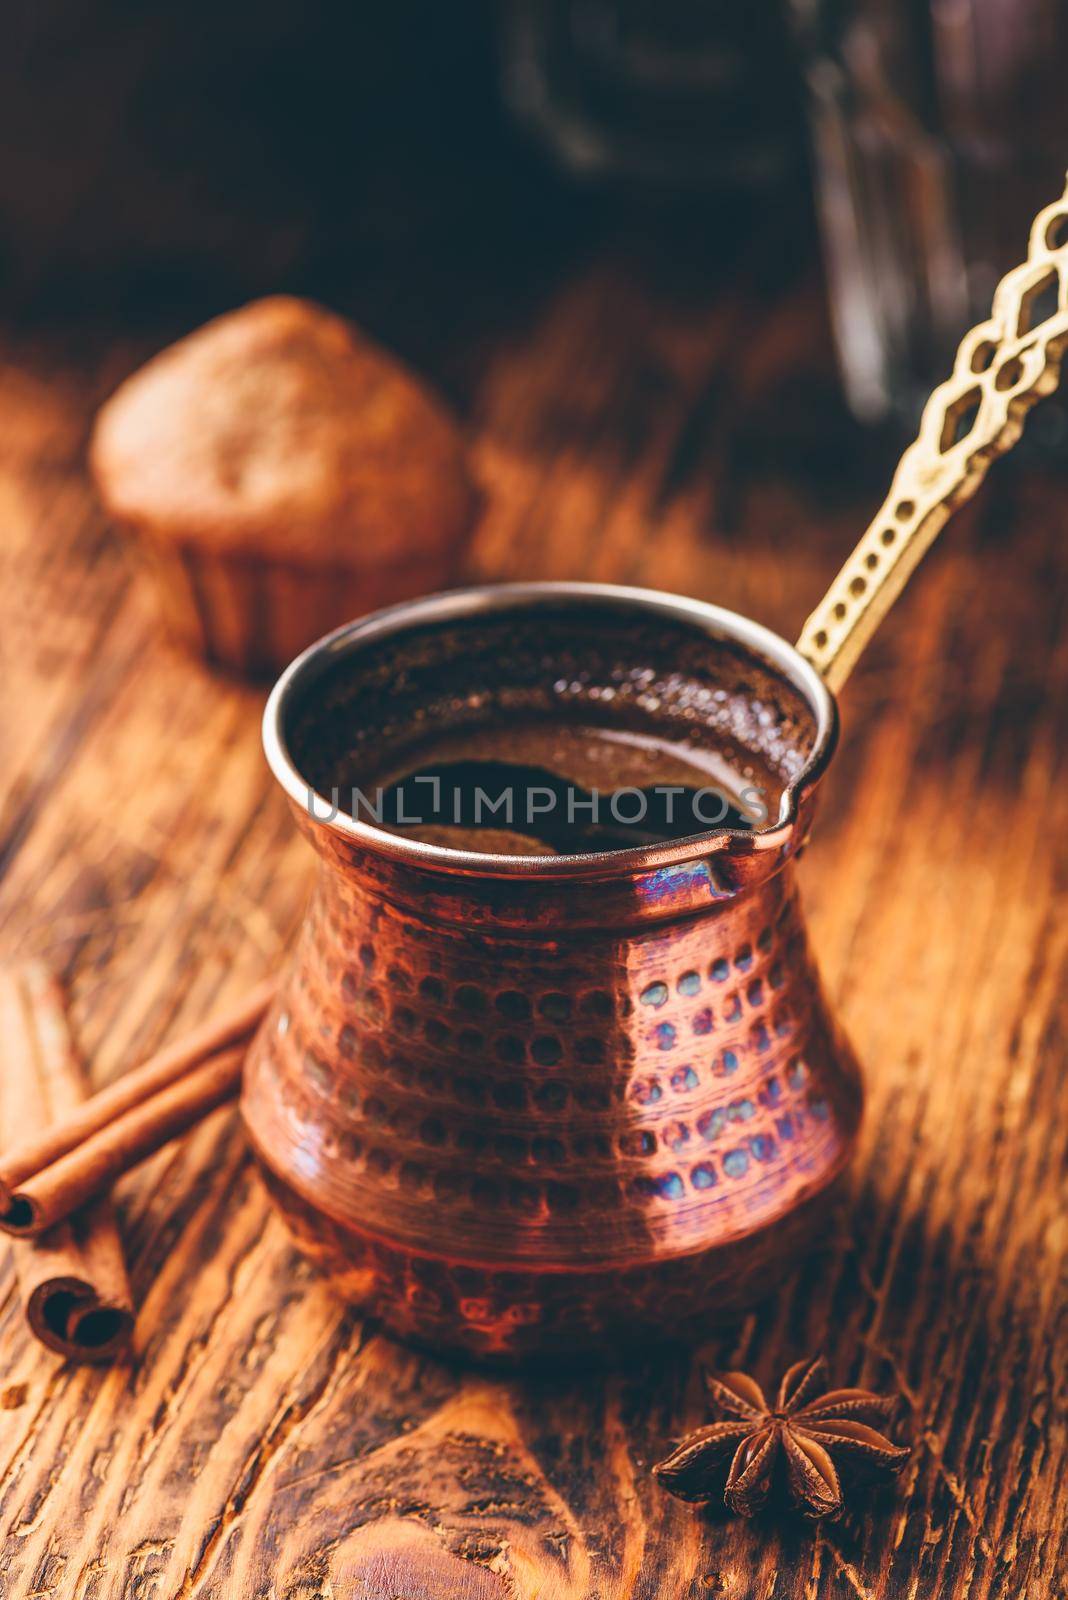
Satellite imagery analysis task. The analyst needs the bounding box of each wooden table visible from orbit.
[1,209,1066,1598]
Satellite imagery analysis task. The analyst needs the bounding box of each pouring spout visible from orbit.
[797,177,1068,694]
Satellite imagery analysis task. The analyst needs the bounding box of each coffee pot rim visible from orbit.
[262,581,839,880]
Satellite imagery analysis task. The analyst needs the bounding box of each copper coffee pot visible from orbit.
[243,185,1068,1360]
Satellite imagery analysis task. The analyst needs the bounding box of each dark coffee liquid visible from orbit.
[351,720,769,855]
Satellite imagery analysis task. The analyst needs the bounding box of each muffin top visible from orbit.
[90,296,477,566]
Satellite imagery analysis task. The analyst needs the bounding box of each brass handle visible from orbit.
[797,179,1068,692]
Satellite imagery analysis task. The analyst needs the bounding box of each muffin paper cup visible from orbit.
[136,536,458,678]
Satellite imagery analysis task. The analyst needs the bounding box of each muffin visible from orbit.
[90,296,478,676]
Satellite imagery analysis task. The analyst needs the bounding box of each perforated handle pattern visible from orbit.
[798,181,1068,692]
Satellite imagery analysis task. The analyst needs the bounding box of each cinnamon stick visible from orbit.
[0,1043,246,1238]
[0,976,273,1210]
[0,964,134,1361]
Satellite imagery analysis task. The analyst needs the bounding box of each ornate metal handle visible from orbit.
[798,179,1068,692]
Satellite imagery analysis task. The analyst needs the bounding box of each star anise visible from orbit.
[653,1355,908,1520]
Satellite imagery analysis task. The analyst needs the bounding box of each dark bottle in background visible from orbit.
[792,0,1068,435]
[500,0,806,193]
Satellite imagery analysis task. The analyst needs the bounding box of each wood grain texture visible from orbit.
[1,229,1067,1598]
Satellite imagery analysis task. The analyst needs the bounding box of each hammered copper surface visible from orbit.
[242,586,861,1360]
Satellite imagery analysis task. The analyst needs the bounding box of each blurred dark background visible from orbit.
[0,4,813,367]
[2,0,1067,446]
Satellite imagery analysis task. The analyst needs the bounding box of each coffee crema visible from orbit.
[346,718,767,855]
[286,603,818,858]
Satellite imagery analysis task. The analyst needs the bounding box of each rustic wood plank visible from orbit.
[0,238,1065,1600]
